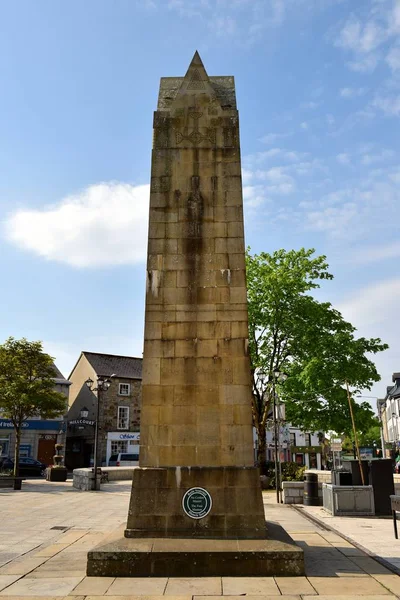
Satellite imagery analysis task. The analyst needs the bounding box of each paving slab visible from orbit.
[302,597,398,600]
[165,578,222,596]
[350,558,394,576]
[371,574,400,595]
[222,577,279,596]
[69,577,115,595]
[0,558,49,576]
[0,577,84,596]
[307,576,392,595]
[196,597,301,600]
[274,576,317,595]
[106,578,168,596]
[91,597,190,600]
[0,577,22,593]
[300,505,400,573]
[34,545,70,558]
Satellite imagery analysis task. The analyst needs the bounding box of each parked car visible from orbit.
[0,457,47,477]
[108,452,139,466]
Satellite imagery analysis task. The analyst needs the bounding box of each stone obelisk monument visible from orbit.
[88,53,303,576]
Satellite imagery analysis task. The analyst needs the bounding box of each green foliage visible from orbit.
[246,248,388,461]
[0,337,66,476]
[265,461,306,488]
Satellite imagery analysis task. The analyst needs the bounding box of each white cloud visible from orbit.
[301,101,319,109]
[332,2,400,75]
[386,46,400,71]
[338,278,400,330]
[258,132,291,145]
[4,182,150,268]
[348,53,379,72]
[243,185,269,209]
[360,148,395,164]
[337,153,351,165]
[352,241,400,265]
[305,203,358,236]
[335,14,387,54]
[300,121,309,130]
[340,87,367,98]
[335,278,397,397]
[373,93,400,115]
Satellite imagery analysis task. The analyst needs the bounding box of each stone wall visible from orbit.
[72,466,138,490]
[98,378,141,465]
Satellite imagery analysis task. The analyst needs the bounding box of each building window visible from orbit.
[111,440,128,455]
[119,383,131,396]
[309,452,317,469]
[305,433,312,446]
[0,437,9,456]
[290,432,296,447]
[117,406,129,430]
[295,453,304,466]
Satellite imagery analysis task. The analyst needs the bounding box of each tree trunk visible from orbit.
[13,426,21,478]
[257,423,267,474]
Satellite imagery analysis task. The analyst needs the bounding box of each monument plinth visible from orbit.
[87,52,304,576]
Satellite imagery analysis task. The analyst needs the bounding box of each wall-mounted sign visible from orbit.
[290,446,321,454]
[107,432,140,441]
[68,419,95,427]
[0,419,62,431]
[182,487,212,519]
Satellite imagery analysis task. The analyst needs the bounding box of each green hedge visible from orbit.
[263,461,305,488]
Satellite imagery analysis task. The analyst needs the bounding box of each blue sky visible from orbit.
[1,0,399,404]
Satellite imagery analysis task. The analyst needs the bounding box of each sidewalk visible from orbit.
[298,502,400,573]
[0,480,398,599]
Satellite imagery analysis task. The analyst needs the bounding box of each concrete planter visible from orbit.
[46,467,68,482]
[323,483,375,516]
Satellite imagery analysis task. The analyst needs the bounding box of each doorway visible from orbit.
[37,435,57,465]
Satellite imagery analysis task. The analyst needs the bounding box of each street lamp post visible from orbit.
[85,375,114,490]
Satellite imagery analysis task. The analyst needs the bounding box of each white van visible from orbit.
[108,452,139,466]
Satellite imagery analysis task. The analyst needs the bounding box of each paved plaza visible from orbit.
[0,480,399,599]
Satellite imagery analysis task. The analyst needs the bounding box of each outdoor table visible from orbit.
[390,495,400,538]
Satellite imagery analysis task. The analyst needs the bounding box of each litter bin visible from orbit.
[332,470,353,486]
[304,472,319,506]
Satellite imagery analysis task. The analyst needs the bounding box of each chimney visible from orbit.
[392,373,400,384]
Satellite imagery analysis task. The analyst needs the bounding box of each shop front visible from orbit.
[291,445,322,469]
[0,419,63,463]
[106,432,140,465]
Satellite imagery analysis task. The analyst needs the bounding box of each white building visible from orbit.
[254,402,324,469]
[380,372,400,448]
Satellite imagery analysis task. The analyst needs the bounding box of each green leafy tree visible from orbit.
[0,337,66,477]
[246,248,388,467]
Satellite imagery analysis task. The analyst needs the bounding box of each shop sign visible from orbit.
[68,419,95,426]
[107,432,140,441]
[0,419,62,431]
[290,446,321,453]
[182,487,212,519]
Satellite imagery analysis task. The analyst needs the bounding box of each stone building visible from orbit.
[378,372,400,457]
[65,352,142,470]
[0,364,70,465]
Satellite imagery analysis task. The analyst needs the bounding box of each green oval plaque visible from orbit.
[182,487,212,519]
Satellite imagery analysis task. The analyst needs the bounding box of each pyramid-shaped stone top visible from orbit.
[157,51,236,110]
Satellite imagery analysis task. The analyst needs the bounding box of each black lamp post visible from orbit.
[85,375,114,490]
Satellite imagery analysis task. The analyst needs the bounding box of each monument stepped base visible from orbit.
[87,522,304,577]
[125,466,266,539]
